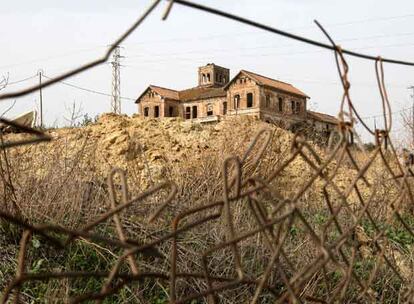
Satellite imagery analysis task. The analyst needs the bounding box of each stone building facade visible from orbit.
[135,63,337,134]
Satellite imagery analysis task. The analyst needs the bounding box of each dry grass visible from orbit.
[0,116,413,303]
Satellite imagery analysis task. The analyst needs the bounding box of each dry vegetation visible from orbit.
[1,114,413,303]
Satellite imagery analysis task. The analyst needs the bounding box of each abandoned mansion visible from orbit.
[135,63,337,133]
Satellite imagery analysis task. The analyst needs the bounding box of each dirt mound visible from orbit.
[5,114,301,183]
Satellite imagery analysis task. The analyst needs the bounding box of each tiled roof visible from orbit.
[135,85,179,103]
[149,85,180,100]
[136,69,309,103]
[179,86,226,102]
[135,85,225,103]
[238,70,309,98]
[307,110,338,125]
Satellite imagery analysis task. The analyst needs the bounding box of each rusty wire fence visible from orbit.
[1,0,414,303]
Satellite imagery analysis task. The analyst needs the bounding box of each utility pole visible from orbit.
[111,46,123,114]
[408,86,414,147]
[38,70,43,128]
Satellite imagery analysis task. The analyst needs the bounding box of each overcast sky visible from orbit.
[1,0,414,142]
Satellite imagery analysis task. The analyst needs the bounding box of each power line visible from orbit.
[124,13,414,47]
[124,40,414,64]
[360,106,412,120]
[0,46,107,70]
[7,75,37,86]
[3,0,414,104]
[42,75,135,101]
[172,0,414,66]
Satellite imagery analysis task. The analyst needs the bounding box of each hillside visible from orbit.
[1,113,412,303]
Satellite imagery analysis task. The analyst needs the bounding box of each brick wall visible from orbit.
[181,97,226,119]
[226,76,260,112]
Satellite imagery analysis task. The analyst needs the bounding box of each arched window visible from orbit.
[223,101,227,115]
[154,106,160,118]
[207,73,211,82]
[202,74,206,83]
[144,107,149,117]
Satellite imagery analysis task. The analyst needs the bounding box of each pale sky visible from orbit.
[1,0,414,142]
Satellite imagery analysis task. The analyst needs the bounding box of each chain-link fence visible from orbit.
[1,0,414,303]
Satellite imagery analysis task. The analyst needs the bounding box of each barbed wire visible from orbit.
[1,0,414,303]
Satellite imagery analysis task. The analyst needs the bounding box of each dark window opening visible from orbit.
[185,106,191,119]
[169,106,174,117]
[296,101,301,114]
[154,106,160,118]
[202,74,206,83]
[291,100,300,114]
[234,94,240,109]
[207,73,211,82]
[223,101,227,115]
[278,97,283,112]
[144,107,149,117]
[247,93,253,108]
[207,103,213,116]
[192,105,198,119]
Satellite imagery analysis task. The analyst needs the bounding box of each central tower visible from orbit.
[198,63,230,87]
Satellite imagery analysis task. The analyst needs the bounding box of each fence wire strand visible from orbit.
[1,0,414,303]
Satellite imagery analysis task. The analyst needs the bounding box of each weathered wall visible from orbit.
[198,64,230,87]
[139,90,165,118]
[226,75,261,112]
[163,100,180,117]
[308,119,336,132]
[181,96,226,119]
[138,90,180,118]
[260,86,307,117]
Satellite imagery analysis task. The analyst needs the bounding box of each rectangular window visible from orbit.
[291,100,295,114]
[296,101,301,114]
[169,106,174,117]
[207,103,213,116]
[144,107,149,117]
[185,107,191,119]
[278,97,283,112]
[154,105,160,118]
[247,93,253,108]
[265,95,270,108]
[223,101,227,115]
[192,105,198,118]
